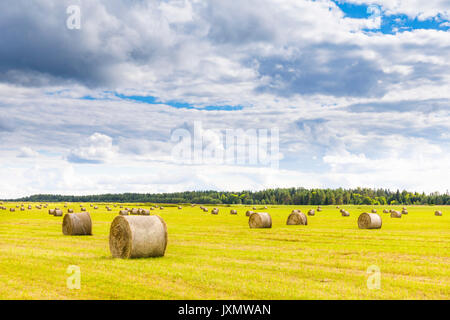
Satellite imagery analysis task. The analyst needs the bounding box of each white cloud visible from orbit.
[0,1,449,197]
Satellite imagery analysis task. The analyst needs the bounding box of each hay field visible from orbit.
[0,203,448,299]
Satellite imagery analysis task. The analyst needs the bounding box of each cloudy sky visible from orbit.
[0,0,449,198]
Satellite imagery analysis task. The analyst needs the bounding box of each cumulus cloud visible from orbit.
[67,133,117,163]
[0,0,449,197]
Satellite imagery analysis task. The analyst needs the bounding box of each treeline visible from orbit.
[6,188,449,205]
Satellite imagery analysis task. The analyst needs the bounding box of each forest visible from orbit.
[6,187,449,205]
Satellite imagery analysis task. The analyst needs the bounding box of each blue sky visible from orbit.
[0,0,449,197]
[332,0,450,33]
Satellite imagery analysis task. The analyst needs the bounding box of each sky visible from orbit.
[0,0,449,198]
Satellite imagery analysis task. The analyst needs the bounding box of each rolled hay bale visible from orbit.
[54,210,63,217]
[119,210,129,216]
[341,210,350,217]
[391,210,402,218]
[109,215,168,259]
[249,212,272,229]
[264,206,268,209]
[340,209,345,213]
[68,209,74,213]
[20,207,25,211]
[230,209,237,215]
[435,211,442,216]
[28,205,32,210]
[160,207,164,210]
[358,212,382,229]
[203,208,208,212]
[48,209,56,215]
[402,209,408,215]
[308,209,315,216]
[246,210,254,217]
[253,207,257,210]
[178,206,182,210]
[130,208,139,215]
[371,209,377,213]
[211,208,219,215]
[62,212,92,236]
[94,206,99,210]
[403,207,407,210]
[125,207,130,211]
[90,204,93,207]
[81,207,87,212]
[140,209,150,216]
[150,207,155,210]
[10,208,16,212]
[383,209,389,213]
[286,211,307,225]
[107,208,112,211]
[317,207,323,212]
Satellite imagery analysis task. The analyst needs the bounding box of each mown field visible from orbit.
[0,203,448,300]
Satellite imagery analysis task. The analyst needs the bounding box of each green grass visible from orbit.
[0,203,448,299]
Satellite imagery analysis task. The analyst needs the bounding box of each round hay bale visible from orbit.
[230,209,237,215]
[94,206,98,210]
[119,210,129,216]
[249,212,272,229]
[403,207,407,210]
[435,211,442,216]
[10,208,15,212]
[286,211,307,225]
[48,209,56,215]
[211,208,219,215]
[308,209,315,216]
[203,208,208,212]
[341,210,350,217]
[28,205,32,209]
[358,212,382,229]
[140,209,150,216]
[371,209,377,213]
[252,207,257,210]
[264,206,268,209]
[54,210,63,217]
[160,207,164,210]
[20,207,25,211]
[81,207,87,212]
[246,210,254,217]
[150,207,155,210]
[130,208,139,215]
[62,212,92,236]
[383,209,389,213]
[107,208,112,211]
[178,206,182,210]
[68,209,74,213]
[401,209,408,215]
[109,215,168,259]
[317,208,323,212]
[391,210,402,218]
